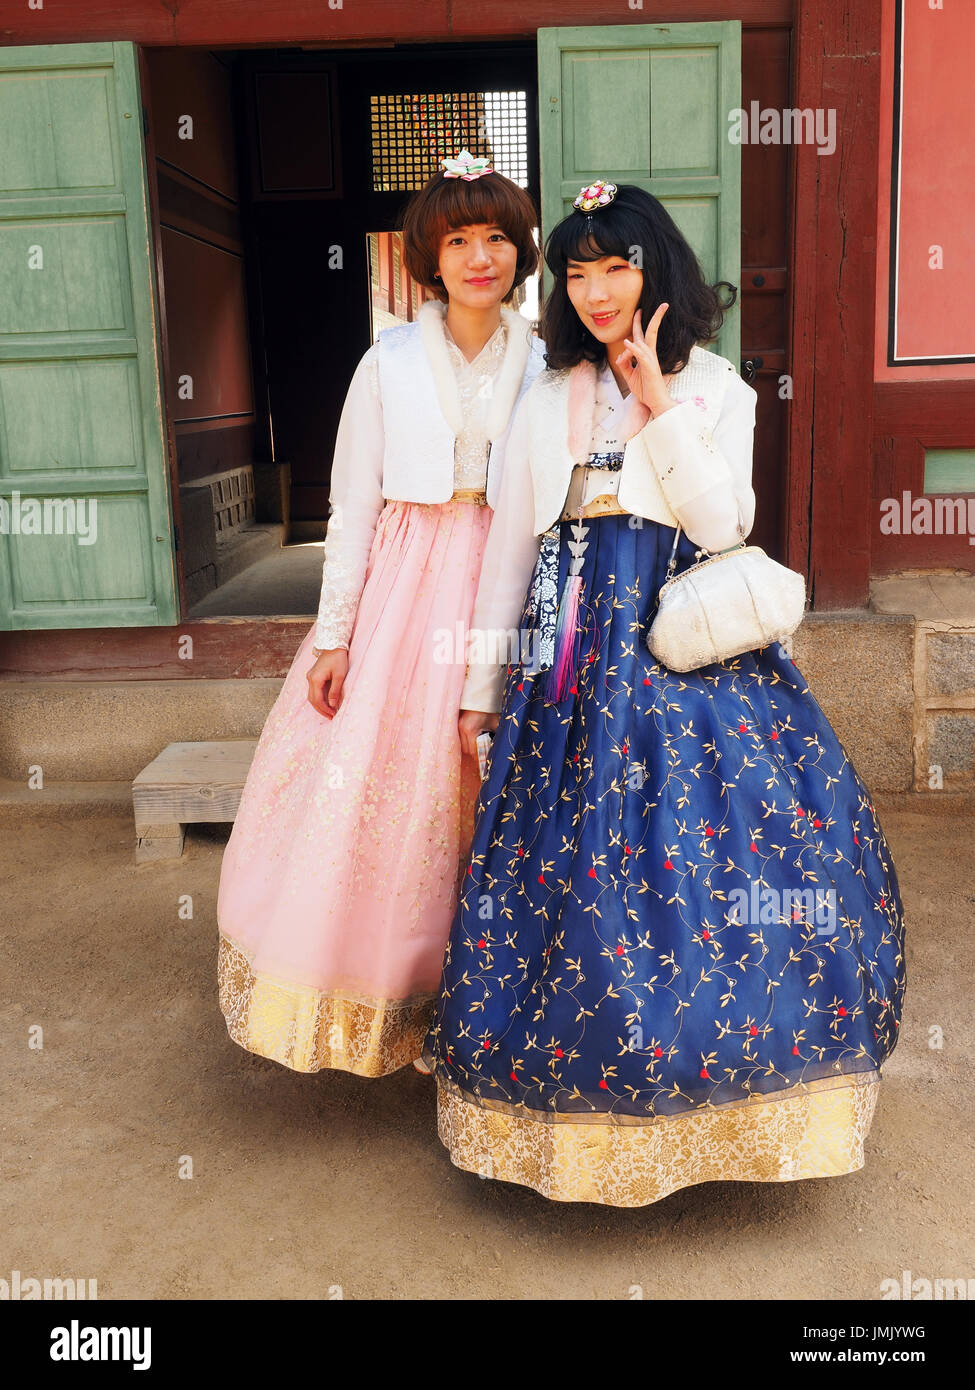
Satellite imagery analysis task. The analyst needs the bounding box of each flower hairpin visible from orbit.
[442,149,495,181]
[573,179,618,213]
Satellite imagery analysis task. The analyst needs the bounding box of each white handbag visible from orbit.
[647,523,807,672]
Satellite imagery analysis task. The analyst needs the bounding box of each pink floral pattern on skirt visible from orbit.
[217,499,491,1074]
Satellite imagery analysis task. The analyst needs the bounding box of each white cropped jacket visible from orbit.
[314,301,547,650]
[462,345,760,711]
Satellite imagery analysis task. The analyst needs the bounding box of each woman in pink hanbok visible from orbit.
[217,153,545,1076]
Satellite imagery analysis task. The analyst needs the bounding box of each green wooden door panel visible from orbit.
[538,23,742,365]
[0,41,178,630]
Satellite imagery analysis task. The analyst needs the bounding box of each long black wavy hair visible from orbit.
[539,184,735,375]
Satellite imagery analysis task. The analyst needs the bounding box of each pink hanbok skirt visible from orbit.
[217,498,491,1076]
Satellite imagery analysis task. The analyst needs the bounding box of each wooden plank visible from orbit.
[132,738,258,785]
[132,739,257,827]
[135,823,186,862]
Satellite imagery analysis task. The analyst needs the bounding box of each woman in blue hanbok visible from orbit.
[420,183,906,1206]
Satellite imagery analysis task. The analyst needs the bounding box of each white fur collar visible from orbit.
[418,299,532,440]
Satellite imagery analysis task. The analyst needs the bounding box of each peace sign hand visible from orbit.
[614,304,677,416]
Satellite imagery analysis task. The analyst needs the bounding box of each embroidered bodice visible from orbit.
[444,319,508,490]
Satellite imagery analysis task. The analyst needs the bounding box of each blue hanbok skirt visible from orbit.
[421,513,906,1206]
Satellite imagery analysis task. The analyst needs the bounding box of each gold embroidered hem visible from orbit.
[217,934,436,1077]
[431,1072,881,1207]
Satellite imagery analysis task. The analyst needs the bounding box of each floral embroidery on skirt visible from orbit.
[422,514,906,1203]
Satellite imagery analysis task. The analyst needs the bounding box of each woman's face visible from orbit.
[565,253,644,343]
[436,223,518,310]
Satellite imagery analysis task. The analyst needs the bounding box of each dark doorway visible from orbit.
[234,44,540,536]
[144,42,538,619]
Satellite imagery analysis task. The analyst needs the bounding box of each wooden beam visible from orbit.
[788,0,881,610]
[0,618,314,681]
[0,2,792,47]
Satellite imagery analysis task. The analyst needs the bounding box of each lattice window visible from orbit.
[371,91,529,192]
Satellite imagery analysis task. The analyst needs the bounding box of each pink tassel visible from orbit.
[545,575,583,702]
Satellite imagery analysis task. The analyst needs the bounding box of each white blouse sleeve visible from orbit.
[313,345,385,651]
[634,371,758,552]
[460,395,541,714]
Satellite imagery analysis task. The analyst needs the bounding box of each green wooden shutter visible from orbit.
[0,41,178,631]
[538,22,742,365]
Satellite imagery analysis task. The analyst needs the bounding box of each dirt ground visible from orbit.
[2,797,972,1301]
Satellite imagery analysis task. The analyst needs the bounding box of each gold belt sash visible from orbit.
[451,488,488,506]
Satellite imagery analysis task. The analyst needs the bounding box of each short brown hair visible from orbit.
[401,170,539,303]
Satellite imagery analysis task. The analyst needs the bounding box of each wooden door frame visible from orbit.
[786,0,880,610]
[138,43,188,622]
